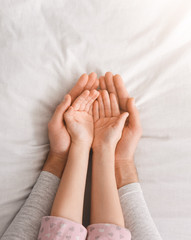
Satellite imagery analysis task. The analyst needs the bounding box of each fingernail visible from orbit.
[132,98,135,105]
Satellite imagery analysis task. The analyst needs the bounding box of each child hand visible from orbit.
[64,89,99,147]
[92,90,129,149]
[99,72,142,162]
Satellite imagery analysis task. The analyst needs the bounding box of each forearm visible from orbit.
[50,142,90,224]
[116,159,161,239]
[115,159,139,189]
[118,183,162,240]
[42,151,68,178]
[1,171,60,240]
[91,145,124,227]
[2,151,67,240]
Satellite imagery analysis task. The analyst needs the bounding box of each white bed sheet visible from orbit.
[0,0,191,239]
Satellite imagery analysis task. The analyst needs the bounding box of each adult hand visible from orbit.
[48,72,99,158]
[43,73,99,177]
[99,72,142,187]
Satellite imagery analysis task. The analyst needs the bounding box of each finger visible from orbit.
[93,100,99,122]
[113,74,129,111]
[72,90,90,110]
[99,76,107,90]
[79,90,91,111]
[127,98,141,129]
[85,90,99,113]
[88,105,93,115]
[97,93,105,118]
[50,94,71,126]
[84,72,97,90]
[110,93,120,117]
[68,73,88,103]
[102,90,111,117]
[105,72,118,97]
[90,78,99,90]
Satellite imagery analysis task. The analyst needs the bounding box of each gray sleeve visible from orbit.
[1,171,60,240]
[118,183,162,240]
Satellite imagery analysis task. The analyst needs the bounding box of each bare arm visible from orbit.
[50,142,90,223]
[50,89,99,224]
[91,145,125,227]
[90,90,128,227]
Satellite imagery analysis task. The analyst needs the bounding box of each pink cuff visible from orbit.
[38,216,87,240]
[87,223,131,240]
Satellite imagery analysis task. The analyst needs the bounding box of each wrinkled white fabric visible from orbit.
[0,0,191,239]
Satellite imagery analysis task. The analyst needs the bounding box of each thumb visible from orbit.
[50,94,72,127]
[126,97,140,127]
[61,94,72,112]
[117,112,129,128]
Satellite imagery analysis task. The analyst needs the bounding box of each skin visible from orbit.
[91,90,129,227]
[43,71,142,187]
[99,72,142,188]
[42,72,99,178]
[43,71,142,226]
[50,90,99,223]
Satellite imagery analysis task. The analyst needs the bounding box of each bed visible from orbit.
[0,0,191,239]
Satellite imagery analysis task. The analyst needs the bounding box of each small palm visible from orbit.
[68,111,93,125]
[94,117,120,144]
[64,89,99,144]
[65,110,93,142]
[92,90,129,149]
[98,73,142,164]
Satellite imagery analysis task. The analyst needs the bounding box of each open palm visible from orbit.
[64,89,99,145]
[93,90,128,149]
[48,72,99,157]
[99,72,142,162]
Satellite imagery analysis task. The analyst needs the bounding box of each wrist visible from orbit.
[115,161,139,189]
[71,139,92,150]
[92,144,116,167]
[42,151,68,178]
[92,143,116,153]
[71,140,91,151]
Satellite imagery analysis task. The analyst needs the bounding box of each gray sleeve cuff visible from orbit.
[118,182,142,198]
